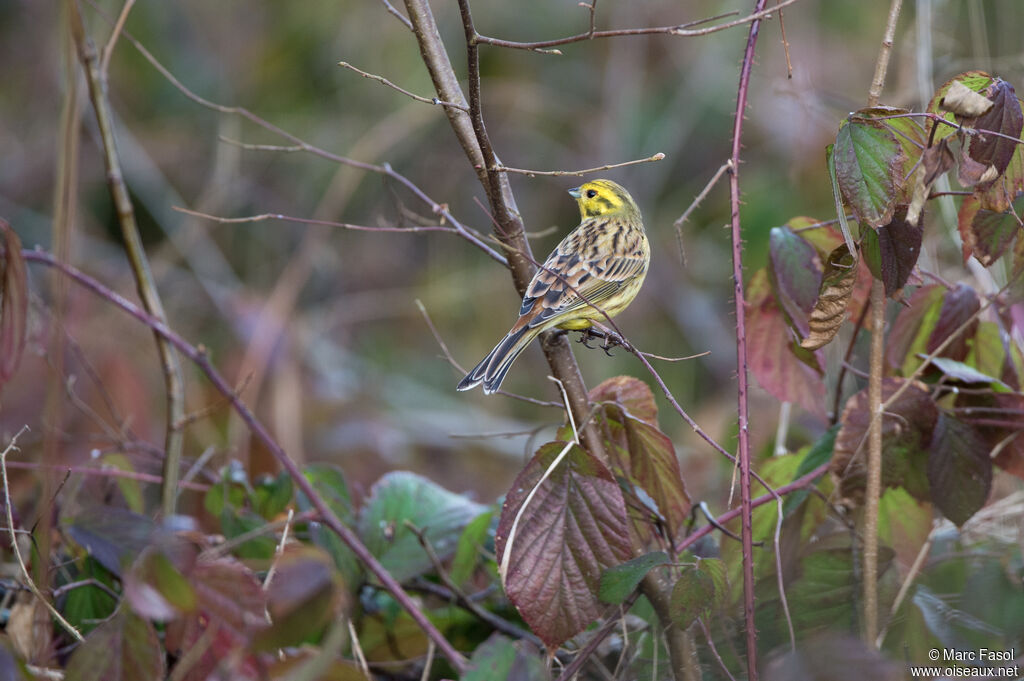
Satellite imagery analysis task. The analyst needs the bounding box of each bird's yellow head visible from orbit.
[568,179,640,219]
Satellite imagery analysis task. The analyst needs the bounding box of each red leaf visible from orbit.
[926,283,980,361]
[495,442,632,650]
[0,220,27,384]
[589,375,658,425]
[747,270,826,418]
[64,610,165,681]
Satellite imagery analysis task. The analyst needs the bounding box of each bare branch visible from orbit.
[99,0,136,74]
[492,152,665,177]
[474,1,800,52]
[377,0,413,30]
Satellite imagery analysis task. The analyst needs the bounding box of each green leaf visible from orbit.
[834,117,904,227]
[461,634,549,681]
[599,551,671,605]
[926,71,995,143]
[62,557,119,635]
[299,464,362,587]
[928,356,1006,387]
[64,610,165,681]
[669,564,716,629]
[927,414,992,526]
[495,441,632,650]
[99,454,144,514]
[358,471,487,583]
[885,284,945,374]
[450,510,494,589]
[782,425,838,516]
[253,470,293,520]
[123,544,197,620]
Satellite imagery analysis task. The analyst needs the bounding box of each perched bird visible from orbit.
[457,179,650,394]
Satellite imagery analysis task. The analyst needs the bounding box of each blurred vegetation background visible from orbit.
[2,0,1022,515]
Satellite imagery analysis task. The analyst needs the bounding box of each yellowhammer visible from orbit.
[457,179,650,394]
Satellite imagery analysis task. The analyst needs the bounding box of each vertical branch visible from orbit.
[728,1,768,678]
[68,1,186,517]
[403,0,605,460]
[863,0,902,646]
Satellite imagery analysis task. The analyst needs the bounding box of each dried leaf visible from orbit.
[922,137,955,186]
[956,194,1020,265]
[926,71,995,143]
[966,78,1024,178]
[0,220,27,385]
[801,244,858,350]
[64,610,165,681]
[496,442,632,650]
[254,545,345,651]
[958,153,999,188]
[940,80,995,118]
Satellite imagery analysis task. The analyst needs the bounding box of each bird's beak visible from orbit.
[568,186,582,199]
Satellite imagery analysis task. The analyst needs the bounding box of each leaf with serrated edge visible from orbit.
[834,118,904,227]
[669,565,715,629]
[966,79,1024,178]
[496,442,632,650]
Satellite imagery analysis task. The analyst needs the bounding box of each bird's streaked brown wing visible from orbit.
[515,219,647,330]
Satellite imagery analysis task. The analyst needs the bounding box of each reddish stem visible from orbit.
[728,1,768,677]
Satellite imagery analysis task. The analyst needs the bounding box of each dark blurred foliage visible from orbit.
[1,0,1022,512]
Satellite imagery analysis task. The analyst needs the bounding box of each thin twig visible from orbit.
[673,160,731,265]
[2,460,209,492]
[700,619,738,681]
[70,4,186,518]
[99,0,135,74]
[377,0,413,30]
[415,300,561,408]
[474,1,801,51]
[23,250,469,673]
[1,428,84,642]
[262,508,294,591]
[174,206,462,236]
[337,62,468,112]
[492,152,665,177]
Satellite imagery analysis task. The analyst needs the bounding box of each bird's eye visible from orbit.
[586,189,598,198]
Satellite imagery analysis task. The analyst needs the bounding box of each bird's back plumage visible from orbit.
[457,179,649,394]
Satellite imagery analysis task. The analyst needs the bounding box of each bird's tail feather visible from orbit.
[456,325,540,394]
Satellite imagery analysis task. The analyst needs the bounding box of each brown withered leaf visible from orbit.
[939,80,994,118]
[801,244,858,350]
[0,220,27,385]
[958,153,999,188]
[957,194,1020,266]
[922,138,955,186]
[967,78,1024,179]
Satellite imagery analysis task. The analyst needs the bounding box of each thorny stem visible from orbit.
[22,250,470,673]
[69,3,186,518]
[728,0,769,676]
[863,0,902,647]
